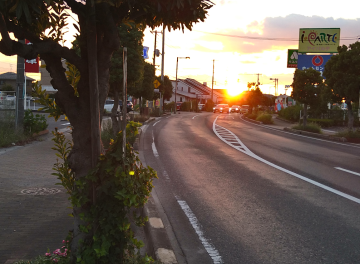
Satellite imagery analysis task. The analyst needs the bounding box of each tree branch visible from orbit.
[4,19,85,71]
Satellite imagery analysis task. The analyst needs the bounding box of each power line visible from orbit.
[193,30,358,41]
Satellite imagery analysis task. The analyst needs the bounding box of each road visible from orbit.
[139,112,360,264]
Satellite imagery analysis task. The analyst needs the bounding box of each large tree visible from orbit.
[0,0,213,259]
[324,42,360,129]
[291,68,324,127]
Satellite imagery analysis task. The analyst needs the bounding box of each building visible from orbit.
[166,78,226,104]
[0,72,35,95]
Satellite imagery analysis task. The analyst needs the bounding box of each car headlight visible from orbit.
[236,108,238,110]
[220,108,223,110]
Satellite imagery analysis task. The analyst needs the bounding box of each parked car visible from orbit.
[104,100,119,113]
[176,102,183,111]
[119,100,134,113]
[213,104,230,113]
[240,105,250,114]
[198,104,205,111]
[230,105,240,113]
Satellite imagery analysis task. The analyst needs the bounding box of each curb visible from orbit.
[133,120,179,264]
[243,116,263,125]
[283,127,347,142]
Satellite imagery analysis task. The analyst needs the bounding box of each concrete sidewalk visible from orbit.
[0,131,73,264]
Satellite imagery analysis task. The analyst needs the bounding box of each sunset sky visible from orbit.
[1,0,359,96]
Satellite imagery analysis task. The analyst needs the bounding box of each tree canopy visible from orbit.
[324,41,360,128]
[291,68,324,126]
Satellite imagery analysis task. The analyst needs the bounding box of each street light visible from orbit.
[270,78,278,96]
[175,56,190,114]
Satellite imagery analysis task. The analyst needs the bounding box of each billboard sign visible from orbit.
[287,49,298,68]
[299,28,340,53]
[25,40,39,73]
[297,54,334,78]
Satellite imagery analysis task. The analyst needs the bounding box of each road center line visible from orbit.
[334,167,360,177]
[177,199,223,264]
[213,116,360,204]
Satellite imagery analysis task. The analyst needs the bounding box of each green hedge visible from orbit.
[278,105,302,122]
[292,123,322,133]
[256,114,273,124]
[302,118,334,128]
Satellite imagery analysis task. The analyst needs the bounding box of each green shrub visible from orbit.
[278,104,302,122]
[180,101,191,111]
[245,112,257,120]
[23,109,48,134]
[51,125,158,264]
[303,118,334,128]
[256,114,273,124]
[204,99,215,112]
[292,122,322,133]
[164,101,175,112]
[336,129,360,139]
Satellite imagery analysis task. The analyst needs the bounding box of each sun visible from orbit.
[226,86,243,97]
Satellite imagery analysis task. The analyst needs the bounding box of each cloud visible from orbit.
[194,14,360,54]
[240,61,256,64]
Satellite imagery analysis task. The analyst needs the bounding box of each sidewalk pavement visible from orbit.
[0,130,73,264]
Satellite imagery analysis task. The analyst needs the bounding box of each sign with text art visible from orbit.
[287,49,298,68]
[299,28,340,53]
[297,54,334,79]
[25,40,39,73]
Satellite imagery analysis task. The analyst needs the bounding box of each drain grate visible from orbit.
[21,188,61,195]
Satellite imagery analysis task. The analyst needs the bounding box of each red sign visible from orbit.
[25,40,39,73]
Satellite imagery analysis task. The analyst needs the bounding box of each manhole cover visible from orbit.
[21,188,61,195]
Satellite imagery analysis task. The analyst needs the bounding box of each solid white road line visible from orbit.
[213,116,360,205]
[192,115,200,119]
[334,167,360,177]
[177,199,223,264]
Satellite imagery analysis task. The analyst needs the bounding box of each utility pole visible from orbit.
[152,30,162,113]
[161,25,165,114]
[15,39,25,129]
[211,59,214,102]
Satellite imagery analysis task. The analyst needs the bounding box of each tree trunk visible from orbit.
[346,99,354,130]
[303,103,308,128]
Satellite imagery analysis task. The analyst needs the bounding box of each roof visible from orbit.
[181,78,225,98]
[0,72,35,81]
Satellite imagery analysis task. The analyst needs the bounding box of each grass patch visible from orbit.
[256,114,273,124]
[292,122,322,133]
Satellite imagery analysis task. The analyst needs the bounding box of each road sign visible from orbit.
[297,54,334,78]
[154,89,159,93]
[153,79,161,89]
[25,40,39,73]
[143,46,149,59]
[299,28,340,53]
[287,49,298,68]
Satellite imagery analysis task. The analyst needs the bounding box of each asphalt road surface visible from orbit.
[139,112,360,264]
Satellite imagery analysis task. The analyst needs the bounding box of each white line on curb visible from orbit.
[177,200,223,264]
[240,116,360,149]
[213,116,360,205]
[153,120,161,126]
[152,131,159,158]
[335,167,360,177]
